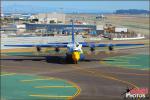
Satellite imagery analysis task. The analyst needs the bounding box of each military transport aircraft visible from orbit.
[5,20,144,64]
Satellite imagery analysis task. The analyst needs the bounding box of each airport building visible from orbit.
[115,27,128,33]
[29,12,66,24]
[25,23,97,35]
[3,13,31,20]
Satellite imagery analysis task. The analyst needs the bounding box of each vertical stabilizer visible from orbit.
[71,20,75,43]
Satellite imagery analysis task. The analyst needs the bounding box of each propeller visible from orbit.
[90,47,95,52]
[36,46,41,52]
[108,45,114,51]
[89,44,96,52]
[86,44,96,55]
[55,47,60,53]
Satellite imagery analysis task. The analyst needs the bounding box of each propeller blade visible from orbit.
[36,46,41,52]
[55,47,60,53]
[108,45,114,51]
[90,47,95,52]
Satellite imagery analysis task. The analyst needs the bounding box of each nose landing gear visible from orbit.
[74,60,78,64]
[65,53,78,64]
[65,53,73,64]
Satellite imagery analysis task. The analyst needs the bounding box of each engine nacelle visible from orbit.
[55,47,60,52]
[89,44,96,52]
[36,46,41,52]
[108,45,114,51]
[90,47,95,52]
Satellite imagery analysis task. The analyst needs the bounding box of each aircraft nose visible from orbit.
[72,51,80,63]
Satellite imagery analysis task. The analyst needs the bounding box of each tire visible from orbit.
[109,46,114,51]
[65,53,74,64]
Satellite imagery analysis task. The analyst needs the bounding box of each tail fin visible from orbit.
[71,20,75,43]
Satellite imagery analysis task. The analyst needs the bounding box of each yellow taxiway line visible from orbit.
[103,59,129,62]
[120,56,137,59]
[108,71,149,76]
[0,73,16,76]
[141,68,149,70]
[20,78,54,82]
[65,80,81,100]
[34,86,74,88]
[107,62,129,63]
[71,65,139,89]
[100,60,149,71]
[1,72,81,100]
[117,65,141,66]
[29,94,73,98]
[21,76,81,100]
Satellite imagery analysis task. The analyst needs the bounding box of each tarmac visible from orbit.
[1,46,149,100]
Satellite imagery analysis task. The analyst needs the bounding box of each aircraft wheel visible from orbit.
[65,53,74,64]
[45,56,51,62]
[109,46,114,51]
[74,60,78,64]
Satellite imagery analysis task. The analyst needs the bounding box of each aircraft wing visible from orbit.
[48,42,91,44]
[47,42,144,47]
[4,44,68,48]
[81,43,144,47]
[4,42,91,48]
[96,43,144,47]
[5,43,144,48]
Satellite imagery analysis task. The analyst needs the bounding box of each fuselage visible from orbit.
[67,42,84,63]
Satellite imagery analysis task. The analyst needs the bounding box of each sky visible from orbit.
[2,1,149,13]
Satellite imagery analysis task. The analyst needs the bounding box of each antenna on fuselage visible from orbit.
[70,19,75,43]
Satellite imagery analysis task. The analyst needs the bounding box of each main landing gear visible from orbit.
[65,53,78,64]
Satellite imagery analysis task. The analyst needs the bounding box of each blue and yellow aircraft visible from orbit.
[5,20,144,64]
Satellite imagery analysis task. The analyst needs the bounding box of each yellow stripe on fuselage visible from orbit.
[72,51,80,62]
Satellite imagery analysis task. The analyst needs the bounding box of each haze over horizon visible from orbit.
[2,1,149,14]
